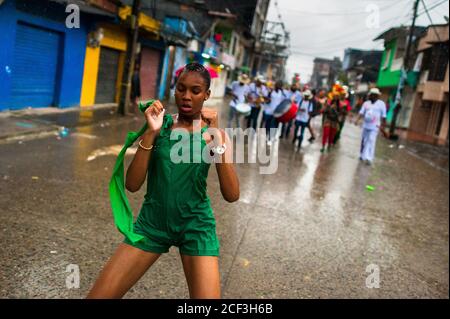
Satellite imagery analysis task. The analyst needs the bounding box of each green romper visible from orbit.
[124,114,220,256]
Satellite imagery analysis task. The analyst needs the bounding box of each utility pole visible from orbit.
[118,0,141,116]
[390,0,420,138]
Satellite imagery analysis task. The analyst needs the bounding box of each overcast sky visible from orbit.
[266,0,449,83]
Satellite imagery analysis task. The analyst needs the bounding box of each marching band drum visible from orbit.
[235,103,252,117]
[273,100,298,123]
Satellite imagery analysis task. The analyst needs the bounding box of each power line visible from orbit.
[271,1,285,31]
[277,1,404,17]
[270,0,290,50]
[287,0,443,37]
[293,0,446,79]
[417,0,448,17]
[287,0,447,74]
[290,47,346,58]
[420,0,443,41]
[290,23,411,59]
[289,10,412,59]
[278,0,413,51]
[285,0,444,52]
[289,0,411,46]
[291,33,383,52]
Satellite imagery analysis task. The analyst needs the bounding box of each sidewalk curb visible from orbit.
[0,128,61,144]
[0,104,119,143]
[0,103,116,118]
[0,122,62,143]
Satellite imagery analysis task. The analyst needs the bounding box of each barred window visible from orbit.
[428,42,449,82]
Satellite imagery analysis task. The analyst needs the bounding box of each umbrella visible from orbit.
[206,66,219,79]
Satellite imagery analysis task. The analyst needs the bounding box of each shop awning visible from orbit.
[49,0,116,18]
[118,6,161,36]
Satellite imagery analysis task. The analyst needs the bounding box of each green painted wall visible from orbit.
[377,38,420,88]
[377,40,401,88]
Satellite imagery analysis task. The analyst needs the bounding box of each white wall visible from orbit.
[210,69,228,99]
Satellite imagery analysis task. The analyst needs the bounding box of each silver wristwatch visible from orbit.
[211,143,227,155]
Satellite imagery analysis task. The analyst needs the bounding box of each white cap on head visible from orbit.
[303,90,312,97]
[369,88,381,96]
[255,75,266,83]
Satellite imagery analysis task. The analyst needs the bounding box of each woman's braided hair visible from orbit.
[177,63,211,90]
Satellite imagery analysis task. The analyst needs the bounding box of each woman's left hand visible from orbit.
[201,108,219,129]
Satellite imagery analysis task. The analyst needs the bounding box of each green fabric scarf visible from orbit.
[109,100,155,244]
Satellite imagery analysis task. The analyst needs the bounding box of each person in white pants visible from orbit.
[355,88,387,165]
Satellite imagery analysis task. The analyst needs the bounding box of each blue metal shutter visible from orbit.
[10,23,62,109]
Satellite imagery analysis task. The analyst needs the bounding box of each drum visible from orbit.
[235,103,252,117]
[274,100,298,123]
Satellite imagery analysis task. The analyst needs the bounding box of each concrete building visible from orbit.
[374,26,426,129]
[409,24,449,146]
[258,21,290,82]
[343,48,383,96]
[210,0,272,79]
[80,2,161,106]
[0,0,117,111]
[250,0,273,77]
[310,57,343,91]
[123,0,214,100]
[136,0,271,99]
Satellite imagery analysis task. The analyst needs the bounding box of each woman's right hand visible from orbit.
[144,100,165,135]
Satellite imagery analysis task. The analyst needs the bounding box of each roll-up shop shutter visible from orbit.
[95,47,120,104]
[140,47,161,101]
[10,22,62,109]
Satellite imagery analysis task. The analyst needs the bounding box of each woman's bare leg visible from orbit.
[180,255,221,299]
[87,243,161,299]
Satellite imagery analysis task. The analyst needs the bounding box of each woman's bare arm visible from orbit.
[201,108,240,203]
[215,129,240,203]
[125,101,165,193]
[125,131,157,193]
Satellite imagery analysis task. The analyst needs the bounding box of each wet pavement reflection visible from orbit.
[0,100,448,298]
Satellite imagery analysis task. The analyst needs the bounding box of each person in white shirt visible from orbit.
[246,76,268,130]
[281,84,303,139]
[265,80,289,143]
[228,74,250,128]
[293,90,314,150]
[355,88,387,165]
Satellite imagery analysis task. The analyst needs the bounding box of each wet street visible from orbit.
[0,100,448,299]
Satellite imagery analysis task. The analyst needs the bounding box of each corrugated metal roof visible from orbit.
[374,26,427,42]
[49,0,116,18]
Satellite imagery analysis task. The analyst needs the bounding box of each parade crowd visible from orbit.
[227,74,388,165]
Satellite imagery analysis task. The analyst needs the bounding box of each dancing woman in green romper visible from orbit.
[87,63,240,299]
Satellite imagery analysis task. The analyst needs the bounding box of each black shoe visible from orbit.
[308,137,315,143]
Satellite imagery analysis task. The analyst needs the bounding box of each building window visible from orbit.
[435,103,447,136]
[422,100,432,109]
[383,48,392,70]
[428,43,449,82]
[232,35,238,56]
[421,48,432,72]
[413,52,424,72]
